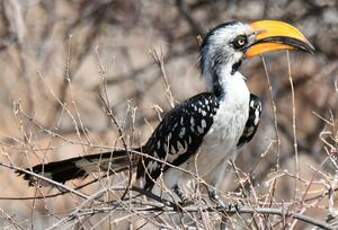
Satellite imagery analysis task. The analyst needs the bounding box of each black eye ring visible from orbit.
[233,35,248,49]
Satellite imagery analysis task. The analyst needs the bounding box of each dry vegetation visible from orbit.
[0,0,337,229]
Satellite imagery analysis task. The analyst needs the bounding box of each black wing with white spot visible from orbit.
[237,94,262,148]
[137,93,219,190]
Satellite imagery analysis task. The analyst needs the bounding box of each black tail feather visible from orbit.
[17,148,140,186]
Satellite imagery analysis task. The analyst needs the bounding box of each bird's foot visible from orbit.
[227,200,243,212]
[208,189,226,209]
[171,184,193,211]
[208,189,244,219]
[178,198,194,207]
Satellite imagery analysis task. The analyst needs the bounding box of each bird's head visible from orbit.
[200,20,314,95]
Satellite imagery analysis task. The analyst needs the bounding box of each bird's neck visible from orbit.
[202,61,244,99]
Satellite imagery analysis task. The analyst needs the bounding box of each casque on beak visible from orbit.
[246,20,315,58]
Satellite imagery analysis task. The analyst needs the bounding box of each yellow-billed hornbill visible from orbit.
[17,20,314,206]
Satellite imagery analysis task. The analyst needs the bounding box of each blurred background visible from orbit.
[0,0,337,229]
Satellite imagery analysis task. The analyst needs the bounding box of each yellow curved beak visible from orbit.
[246,20,315,58]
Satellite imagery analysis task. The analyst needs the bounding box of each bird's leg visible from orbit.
[206,159,229,209]
[172,184,193,206]
[163,167,193,208]
[208,187,226,209]
[207,159,247,211]
[207,160,244,211]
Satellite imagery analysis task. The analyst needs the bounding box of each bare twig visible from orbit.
[286,51,300,202]
[150,48,176,108]
[95,46,133,201]
[261,56,280,169]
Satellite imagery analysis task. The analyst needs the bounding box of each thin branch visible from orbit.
[286,51,300,202]
[261,56,280,169]
[150,48,176,108]
[98,94,133,200]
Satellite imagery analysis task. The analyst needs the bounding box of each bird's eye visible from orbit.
[233,35,248,49]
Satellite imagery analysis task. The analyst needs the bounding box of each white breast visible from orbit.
[187,72,250,177]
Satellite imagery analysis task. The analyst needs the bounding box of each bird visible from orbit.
[17,20,314,206]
